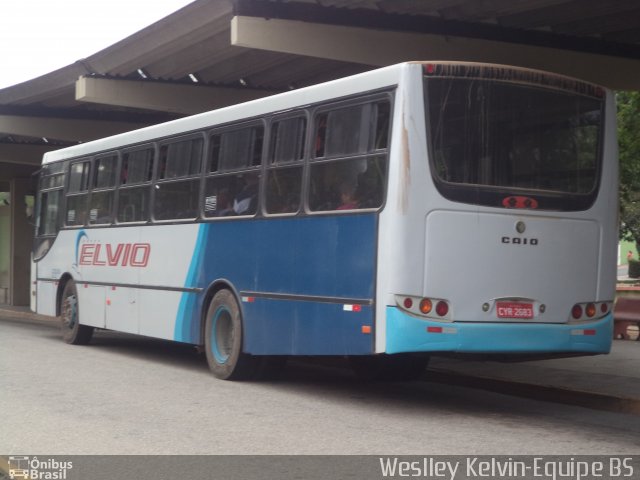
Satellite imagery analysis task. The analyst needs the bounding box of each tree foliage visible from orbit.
[617,91,640,254]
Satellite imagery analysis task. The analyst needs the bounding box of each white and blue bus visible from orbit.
[33,62,618,380]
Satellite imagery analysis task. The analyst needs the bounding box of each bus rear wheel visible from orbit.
[204,289,256,380]
[60,280,94,345]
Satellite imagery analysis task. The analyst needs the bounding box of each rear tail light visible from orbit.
[435,301,449,317]
[571,304,583,319]
[397,295,451,319]
[419,298,432,314]
[570,301,612,321]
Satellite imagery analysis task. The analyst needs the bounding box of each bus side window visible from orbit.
[118,147,154,223]
[33,163,66,259]
[38,190,62,236]
[154,137,203,221]
[88,153,118,225]
[314,114,327,158]
[66,160,91,226]
[374,101,390,150]
[265,116,306,215]
[309,100,389,212]
[204,124,263,218]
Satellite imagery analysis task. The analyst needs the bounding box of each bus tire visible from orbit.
[60,280,94,345]
[349,353,429,382]
[204,289,256,380]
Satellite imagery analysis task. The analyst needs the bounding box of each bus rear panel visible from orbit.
[379,63,616,357]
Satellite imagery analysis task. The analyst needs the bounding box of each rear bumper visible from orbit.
[386,306,613,355]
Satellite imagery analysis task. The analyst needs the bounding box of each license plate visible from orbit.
[496,302,534,319]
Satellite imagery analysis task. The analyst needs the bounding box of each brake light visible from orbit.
[436,301,449,317]
[396,295,451,319]
[571,304,583,319]
[570,301,612,321]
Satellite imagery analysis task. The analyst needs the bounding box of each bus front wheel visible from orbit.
[204,289,256,380]
[60,280,94,345]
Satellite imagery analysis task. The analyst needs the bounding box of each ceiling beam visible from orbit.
[0,144,53,165]
[498,0,640,29]
[75,76,280,115]
[230,15,640,91]
[0,115,146,143]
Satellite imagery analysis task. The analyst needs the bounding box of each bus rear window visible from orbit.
[425,77,603,211]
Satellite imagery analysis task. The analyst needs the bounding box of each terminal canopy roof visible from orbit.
[1,0,639,158]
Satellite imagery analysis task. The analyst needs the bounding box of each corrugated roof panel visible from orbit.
[0,0,638,124]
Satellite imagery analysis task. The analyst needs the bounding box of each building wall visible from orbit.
[11,178,34,306]
[0,164,39,306]
[0,184,9,304]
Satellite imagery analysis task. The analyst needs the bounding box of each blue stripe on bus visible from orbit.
[74,229,88,267]
[243,299,374,355]
[386,306,613,354]
[174,214,377,354]
[174,224,207,343]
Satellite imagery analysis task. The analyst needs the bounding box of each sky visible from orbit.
[0,0,195,89]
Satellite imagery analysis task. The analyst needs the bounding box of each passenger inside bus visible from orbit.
[232,174,259,215]
[337,182,358,210]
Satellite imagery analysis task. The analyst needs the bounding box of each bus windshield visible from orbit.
[425,74,603,210]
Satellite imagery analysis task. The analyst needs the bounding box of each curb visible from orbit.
[0,307,57,324]
[424,368,640,416]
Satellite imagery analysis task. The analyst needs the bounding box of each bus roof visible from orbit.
[42,62,406,164]
[42,60,606,165]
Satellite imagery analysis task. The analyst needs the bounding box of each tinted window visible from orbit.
[204,173,259,217]
[118,147,154,224]
[93,155,118,189]
[426,77,603,210]
[315,104,373,158]
[204,125,263,218]
[309,100,390,212]
[154,137,203,221]
[309,156,387,211]
[37,190,62,236]
[269,117,306,164]
[154,179,200,220]
[66,195,87,226]
[159,138,203,179]
[265,116,306,215]
[118,187,150,223]
[210,126,263,172]
[68,161,91,192]
[66,160,90,226]
[122,148,154,185]
[88,190,114,225]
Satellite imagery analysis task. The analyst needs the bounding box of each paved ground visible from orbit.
[429,341,640,406]
[3,304,639,406]
[1,313,640,455]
